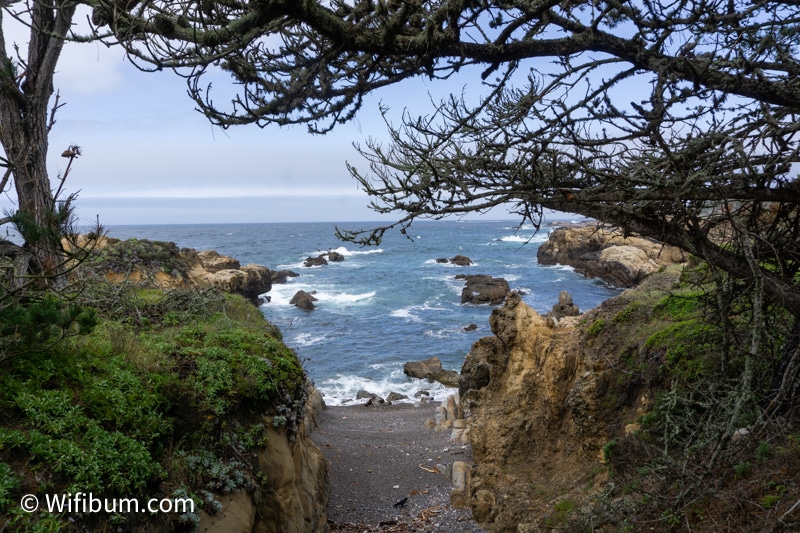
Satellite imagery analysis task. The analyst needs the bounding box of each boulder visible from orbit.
[537,225,686,287]
[404,357,460,388]
[386,392,409,403]
[458,274,510,305]
[304,255,328,268]
[436,258,449,264]
[550,290,580,318]
[290,290,317,310]
[271,269,300,284]
[463,323,478,332]
[356,390,385,406]
[325,251,345,262]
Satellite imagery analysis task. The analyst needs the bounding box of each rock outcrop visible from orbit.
[75,237,272,304]
[457,291,655,531]
[404,356,460,388]
[537,225,686,287]
[198,388,329,533]
[457,274,510,305]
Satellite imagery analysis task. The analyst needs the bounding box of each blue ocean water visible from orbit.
[106,220,620,405]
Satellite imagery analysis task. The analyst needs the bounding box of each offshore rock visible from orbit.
[549,290,581,318]
[537,225,686,287]
[271,269,299,284]
[457,274,510,305]
[289,290,317,310]
[303,255,328,267]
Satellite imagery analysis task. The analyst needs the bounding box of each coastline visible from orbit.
[312,402,484,532]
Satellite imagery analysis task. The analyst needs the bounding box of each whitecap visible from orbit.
[312,290,376,306]
[328,245,384,257]
[390,307,422,322]
[497,233,549,243]
[291,332,327,347]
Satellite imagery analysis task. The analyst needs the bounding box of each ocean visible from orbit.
[105,220,621,405]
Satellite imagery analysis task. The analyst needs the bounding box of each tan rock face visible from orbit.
[255,388,328,533]
[198,388,329,533]
[537,225,686,287]
[459,292,635,531]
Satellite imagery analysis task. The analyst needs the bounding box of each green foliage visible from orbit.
[733,462,752,478]
[644,320,719,381]
[0,461,18,508]
[0,294,97,360]
[652,292,703,320]
[611,302,647,324]
[587,318,605,337]
[178,449,255,494]
[546,499,577,527]
[160,319,304,418]
[756,441,773,462]
[1,386,164,493]
[0,285,305,530]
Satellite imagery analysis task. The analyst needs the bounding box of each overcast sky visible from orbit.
[0,9,534,227]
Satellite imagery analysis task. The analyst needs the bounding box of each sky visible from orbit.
[0,8,531,227]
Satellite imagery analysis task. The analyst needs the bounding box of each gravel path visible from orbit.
[311,402,485,532]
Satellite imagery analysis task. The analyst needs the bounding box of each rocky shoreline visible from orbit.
[72,224,690,531]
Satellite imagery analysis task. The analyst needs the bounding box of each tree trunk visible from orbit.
[0,1,77,282]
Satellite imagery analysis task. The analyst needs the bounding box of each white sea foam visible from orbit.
[547,264,576,272]
[390,302,449,322]
[328,245,384,257]
[497,233,549,243]
[291,332,327,347]
[390,307,423,322]
[314,290,376,305]
[302,245,383,258]
[315,367,456,406]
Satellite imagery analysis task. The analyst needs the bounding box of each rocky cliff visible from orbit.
[199,389,329,533]
[458,270,684,531]
[537,225,686,287]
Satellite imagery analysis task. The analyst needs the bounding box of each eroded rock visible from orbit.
[537,225,686,287]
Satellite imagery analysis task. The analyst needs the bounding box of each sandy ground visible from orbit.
[311,402,485,532]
